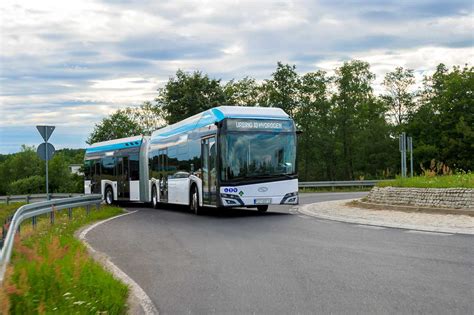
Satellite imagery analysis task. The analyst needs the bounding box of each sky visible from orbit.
[0,0,473,154]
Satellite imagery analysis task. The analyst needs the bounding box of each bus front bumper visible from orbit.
[220,192,298,207]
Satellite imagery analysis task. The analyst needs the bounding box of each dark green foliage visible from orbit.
[8,175,45,194]
[407,64,473,171]
[0,147,86,195]
[87,109,145,145]
[1,61,463,192]
[156,70,228,124]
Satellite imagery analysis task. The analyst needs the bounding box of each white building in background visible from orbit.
[69,164,83,175]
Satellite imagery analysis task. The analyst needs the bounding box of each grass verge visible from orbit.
[377,173,474,188]
[299,186,371,193]
[0,204,129,314]
[0,203,26,224]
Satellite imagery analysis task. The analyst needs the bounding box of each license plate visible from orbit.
[254,198,272,205]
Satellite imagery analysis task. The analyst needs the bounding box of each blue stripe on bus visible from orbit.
[152,109,292,141]
[86,140,142,154]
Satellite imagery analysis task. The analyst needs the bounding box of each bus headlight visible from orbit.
[220,193,244,206]
[280,192,298,204]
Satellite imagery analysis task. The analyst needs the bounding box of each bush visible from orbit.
[377,172,474,188]
[7,176,45,195]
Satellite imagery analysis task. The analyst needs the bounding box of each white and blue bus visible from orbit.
[84,106,298,213]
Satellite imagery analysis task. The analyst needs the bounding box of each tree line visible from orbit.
[89,60,473,181]
[0,147,84,195]
[2,60,470,195]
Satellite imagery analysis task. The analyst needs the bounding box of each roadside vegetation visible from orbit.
[0,204,128,314]
[299,187,371,193]
[0,203,26,224]
[377,172,473,189]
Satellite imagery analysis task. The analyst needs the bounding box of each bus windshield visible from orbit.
[220,132,296,182]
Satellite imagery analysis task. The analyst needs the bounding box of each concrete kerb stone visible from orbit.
[299,199,474,235]
[75,210,159,315]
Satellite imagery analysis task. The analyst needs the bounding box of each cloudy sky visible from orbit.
[0,0,473,153]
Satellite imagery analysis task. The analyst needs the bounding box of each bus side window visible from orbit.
[84,160,92,180]
[95,160,101,177]
[130,154,139,180]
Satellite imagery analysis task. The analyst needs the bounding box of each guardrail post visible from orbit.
[32,216,37,229]
[26,195,30,204]
[6,196,9,205]
[50,206,55,225]
[68,207,72,220]
[86,204,90,216]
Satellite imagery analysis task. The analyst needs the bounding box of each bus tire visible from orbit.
[105,186,114,205]
[257,205,268,213]
[190,185,200,215]
[152,185,158,209]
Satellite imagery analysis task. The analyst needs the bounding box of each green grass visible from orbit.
[299,186,372,193]
[377,173,474,188]
[0,203,26,224]
[1,204,129,314]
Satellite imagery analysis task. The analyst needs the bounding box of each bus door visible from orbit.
[91,159,101,194]
[117,157,130,199]
[201,136,217,205]
[158,149,168,202]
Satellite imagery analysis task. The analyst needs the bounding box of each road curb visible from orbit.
[299,199,474,235]
[76,210,159,315]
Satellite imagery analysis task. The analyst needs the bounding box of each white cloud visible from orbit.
[0,0,473,152]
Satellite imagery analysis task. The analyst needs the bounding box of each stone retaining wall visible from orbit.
[366,187,474,209]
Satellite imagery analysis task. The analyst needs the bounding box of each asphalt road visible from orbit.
[87,192,474,314]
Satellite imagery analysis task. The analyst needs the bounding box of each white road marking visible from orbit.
[356,225,386,230]
[405,230,453,236]
[79,210,159,315]
[297,215,312,219]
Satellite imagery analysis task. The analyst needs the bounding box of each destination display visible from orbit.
[225,119,294,132]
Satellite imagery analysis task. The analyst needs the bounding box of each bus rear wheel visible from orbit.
[152,185,158,209]
[105,186,114,205]
[257,205,268,213]
[190,186,200,215]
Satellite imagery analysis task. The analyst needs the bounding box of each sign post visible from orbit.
[36,126,55,200]
[407,136,413,177]
[399,132,406,178]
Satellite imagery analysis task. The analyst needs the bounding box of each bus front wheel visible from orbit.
[105,186,114,205]
[190,185,200,215]
[257,205,268,213]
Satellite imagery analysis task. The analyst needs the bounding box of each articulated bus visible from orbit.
[84,106,298,213]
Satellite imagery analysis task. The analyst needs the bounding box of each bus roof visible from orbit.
[151,106,291,140]
[85,135,143,154]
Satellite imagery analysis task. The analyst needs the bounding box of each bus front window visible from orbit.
[221,132,296,182]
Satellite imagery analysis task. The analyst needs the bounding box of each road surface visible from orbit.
[87,192,473,314]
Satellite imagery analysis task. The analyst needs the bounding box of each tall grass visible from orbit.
[377,172,474,188]
[0,205,128,314]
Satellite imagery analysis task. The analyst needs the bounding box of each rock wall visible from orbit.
[366,187,474,209]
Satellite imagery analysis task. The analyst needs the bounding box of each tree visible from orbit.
[407,64,474,171]
[224,77,259,106]
[382,67,416,128]
[260,62,300,116]
[296,70,334,180]
[156,70,228,124]
[87,110,144,145]
[333,60,375,180]
[124,101,165,135]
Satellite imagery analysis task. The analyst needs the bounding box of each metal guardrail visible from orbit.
[299,180,383,188]
[0,193,82,204]
[0,194,103,281]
